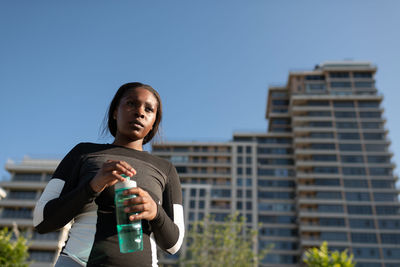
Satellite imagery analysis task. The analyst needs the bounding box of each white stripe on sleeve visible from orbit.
[33,178,65,227]
[166,204,185,254]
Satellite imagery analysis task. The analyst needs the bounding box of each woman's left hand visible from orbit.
[123,187,158,221]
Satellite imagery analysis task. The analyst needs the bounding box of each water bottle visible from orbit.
[115,174,143,253]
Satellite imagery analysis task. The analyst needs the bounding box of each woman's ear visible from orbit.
[113,110,117,120]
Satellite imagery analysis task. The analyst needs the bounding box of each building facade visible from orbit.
[1,61,399,266]
[152,62,400,267]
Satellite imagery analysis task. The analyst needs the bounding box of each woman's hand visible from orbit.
[123,187,158,221]
[90,160,136,193]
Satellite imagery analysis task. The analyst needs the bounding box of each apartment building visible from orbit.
[1,61,399,267]
[152,62,400,267]
[1,157,67,267]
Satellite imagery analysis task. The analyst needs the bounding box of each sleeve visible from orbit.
[149,164,184,254]
[33,143,99,234]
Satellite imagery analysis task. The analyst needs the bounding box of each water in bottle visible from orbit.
[115,175,143,253]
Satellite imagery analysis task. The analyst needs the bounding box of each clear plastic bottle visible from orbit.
[115,175,143,253]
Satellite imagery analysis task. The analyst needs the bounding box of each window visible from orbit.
[339,143,362,151]
[347,205,372,214]
[272,100,289,105]
[305,75,325,80]
[349,219,375,229]
[316,191,341,199]
[381,233,400,244]
[335,111,356,118]
[342,167,366,176]
[330,72,350,78]
[310,143,335,149]
[363,133,384,140]
[7,190,37,200]
[309,132,334,138]
[211,189,231,198]
[258,180,295,187]
[374,193,397,202]
[341,155,363,163]
[258,191,294,199]
[353,72,372,78]
[258,203,295,212]
[176,167,187,173]
[318,204,343,213]
[367,155,390,163]
[361,122,381,129]
[334,101,354,107]
[358,101,379,107]
[14,173,42,181]
[345,192,370,201]
[306,100,330,106]
[344,179,368,188]
[2,208,32,219]
[305,83,326,92]
[376,206,400,215]
[369,167,391,176]
[258,215,296,224]
[383,248,400,259]
[371,180,393,188]
[320,218,345,226]
[365,144,386,152]
[359,112,381,118]
[257,158,294,165]
[351,233,377,243]
[379,219,400,229]
[313,167,338,174]
[336,122,358,129]
[353,247,380,259]
[257,147,292,154]
[308,121,332,127]
[355,82,373,88]
[260,228,298,237]
[314,179,340,186]
[338,132,360,140]
[321,232,347,241]
[330,82,352,88]
[312,155,337,161]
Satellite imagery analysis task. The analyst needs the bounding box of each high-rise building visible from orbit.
[0,158,68,267]
[152,61,400,267]
[1,62,399,267]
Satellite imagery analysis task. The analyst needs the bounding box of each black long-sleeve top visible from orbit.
[33,143,184,267]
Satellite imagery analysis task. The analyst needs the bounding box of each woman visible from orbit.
[33,82,184,267]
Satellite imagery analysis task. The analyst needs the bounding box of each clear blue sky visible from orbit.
[0,1,399,180]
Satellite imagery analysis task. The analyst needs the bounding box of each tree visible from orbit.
[303,241,355,267]
[0,227,30,267]
[179,212,270,267]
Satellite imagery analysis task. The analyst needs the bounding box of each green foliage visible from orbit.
[303,241,355,267]
[0,227,30,267]
[180,212,270,267]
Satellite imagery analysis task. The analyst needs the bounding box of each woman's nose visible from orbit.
[135,106,145,118]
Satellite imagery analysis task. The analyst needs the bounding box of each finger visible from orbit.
[123,187,146,196]
[124,196,144,206]
[125,204,145,214]
[114,162,135,177]
[129,212,148,221]
[118,161,137,176]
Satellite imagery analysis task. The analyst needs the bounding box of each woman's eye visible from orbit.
[127,101,135,107]
[145,107,154,112]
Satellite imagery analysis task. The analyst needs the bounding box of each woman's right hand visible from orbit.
[89,160,136,193]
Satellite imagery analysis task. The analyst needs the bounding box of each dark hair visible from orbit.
[105,82,162,145]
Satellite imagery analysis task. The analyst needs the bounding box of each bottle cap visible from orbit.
[115,174,137,190]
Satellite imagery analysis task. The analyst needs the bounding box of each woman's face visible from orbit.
[113,87,158,144]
